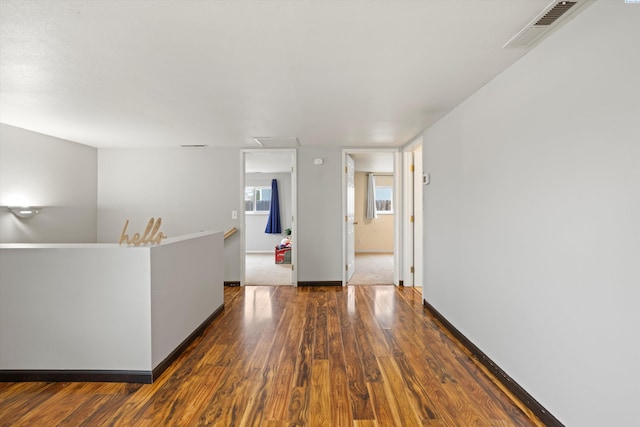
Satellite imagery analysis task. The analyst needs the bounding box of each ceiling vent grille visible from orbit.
[504,0,593,48]
[535,1,577,26]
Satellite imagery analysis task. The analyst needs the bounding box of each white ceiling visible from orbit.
[244,150,395,174]
[1,0,557,149]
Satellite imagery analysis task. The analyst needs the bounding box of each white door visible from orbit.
[413,144,424,287]
[403,150,415,286]
[346,154,356,282]
[403,140,424,287]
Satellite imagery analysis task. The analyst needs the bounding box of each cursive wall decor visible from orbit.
[119,217,167,246]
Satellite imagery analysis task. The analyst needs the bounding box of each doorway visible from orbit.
[342,149,400,285]
[241,149,297,286]
[402,137,424,291]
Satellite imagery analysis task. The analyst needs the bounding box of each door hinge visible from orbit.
[346,264,348,271]
[410,266,414,273]
[410,215,414,223]
[345,215,348,222]
[410,164,415,172]
[345,166,348,173]
[292,264,294,271]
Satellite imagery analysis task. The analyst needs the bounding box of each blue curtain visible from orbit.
[265,179,281,234]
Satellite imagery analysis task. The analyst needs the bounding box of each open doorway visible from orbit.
[242,150,297,286]
[343,150,399,286]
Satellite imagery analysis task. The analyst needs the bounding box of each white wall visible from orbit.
[97,147,241,281]
[0,232,223,372]
[0,124,97,243]
[422,2,640,426]
[245,172,291,252]
[297,147,343,282]
[98,146,345,283]
[0,243,152,370]
[150,232,224,368]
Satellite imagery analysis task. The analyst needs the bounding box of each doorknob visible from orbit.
[353,221,358,225]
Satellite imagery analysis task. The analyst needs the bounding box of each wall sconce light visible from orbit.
[7,206,42,219]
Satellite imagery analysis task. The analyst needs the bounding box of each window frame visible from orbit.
[374,185,394,215]
[245,185,272,215]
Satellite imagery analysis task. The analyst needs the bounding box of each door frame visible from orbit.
[240,148,298,286]
[402,136,424,287]
[341,148,401,286]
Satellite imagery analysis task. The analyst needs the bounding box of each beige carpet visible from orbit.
[245,252,394,286]
[349,253,394,285]
[245,253,293,285]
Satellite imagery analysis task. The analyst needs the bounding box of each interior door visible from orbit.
[403,150,415,286]
[346,154,356,282]
[413,144,424,287]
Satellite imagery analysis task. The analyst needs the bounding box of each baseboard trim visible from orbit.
[0,369,152,383]
[224,281,241,287]
[297,280,342,287]
[0,304,225,384]
[151,303,225,382]
[422,299,564,427]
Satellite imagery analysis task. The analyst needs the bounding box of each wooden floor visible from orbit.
[0,286,540,426]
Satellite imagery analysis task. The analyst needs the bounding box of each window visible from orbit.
[245,186,271,213]
[375,186,393,214]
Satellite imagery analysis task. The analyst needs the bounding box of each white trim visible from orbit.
[342,148,401,286]
[241,148,298,286]
[394,150,403,286]
[401,135,424,287]
[240,151,246,286]
[402,150,413,286]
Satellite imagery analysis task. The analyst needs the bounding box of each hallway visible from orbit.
[0,286,540,426]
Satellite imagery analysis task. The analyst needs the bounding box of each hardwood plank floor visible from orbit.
[0,286,542,426]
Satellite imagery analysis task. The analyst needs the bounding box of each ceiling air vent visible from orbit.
[504,0,594,48]
[535,1,577,26]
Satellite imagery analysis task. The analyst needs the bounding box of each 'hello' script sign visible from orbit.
[119,217,167,246]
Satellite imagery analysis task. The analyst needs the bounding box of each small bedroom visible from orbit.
[244,152,294,286]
